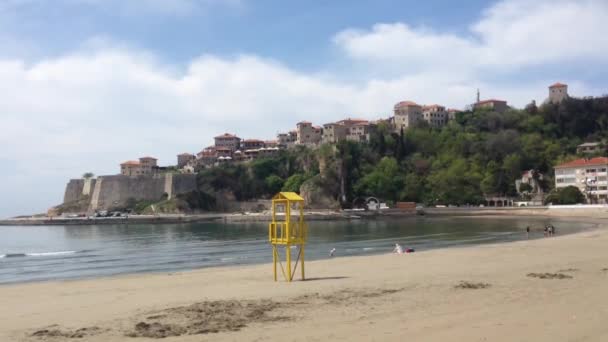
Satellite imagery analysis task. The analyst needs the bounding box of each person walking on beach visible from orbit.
[526,226,530,238]
[393,243,404,255]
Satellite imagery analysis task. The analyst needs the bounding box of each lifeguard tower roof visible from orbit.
[272,192,304,201]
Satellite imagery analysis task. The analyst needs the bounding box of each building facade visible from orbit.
[548,82,568,103]
[295,121,322,146]
[473,99,508,113]
[120,156,158,176]
[241,139,265,150]
[577,142,605,155]
[554,157,608,203]
[421,104,449,128]
[277,131,297,148]
[177,153,195,168]
[214,133,241,151]
[393,101,422,131]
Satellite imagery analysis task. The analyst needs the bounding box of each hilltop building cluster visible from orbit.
[119,83,571,176]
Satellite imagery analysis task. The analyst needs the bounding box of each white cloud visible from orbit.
[334,0,608,71]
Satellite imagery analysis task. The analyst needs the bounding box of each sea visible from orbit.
[0,217,594,285]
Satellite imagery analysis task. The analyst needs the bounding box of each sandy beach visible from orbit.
[1,221,608,341]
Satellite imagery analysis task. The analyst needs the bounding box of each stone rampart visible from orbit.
[61,174,197,213]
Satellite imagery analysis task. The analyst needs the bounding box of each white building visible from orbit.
[554,157,608,203]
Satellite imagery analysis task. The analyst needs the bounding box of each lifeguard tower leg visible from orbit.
[286,244,292,282]
[272,245,277,282]
[301,244,305,280]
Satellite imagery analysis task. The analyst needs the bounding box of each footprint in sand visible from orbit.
[454,281,491,289]
[527,272,572,279]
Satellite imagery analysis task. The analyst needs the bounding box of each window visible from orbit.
[600,168,607,172]
[600,186,608,190]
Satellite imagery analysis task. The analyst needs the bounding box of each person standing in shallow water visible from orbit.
[526,226,530,238]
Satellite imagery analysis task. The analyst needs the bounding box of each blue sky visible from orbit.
[0,0,607,218]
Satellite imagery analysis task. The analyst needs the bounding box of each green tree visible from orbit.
[518,183,533,193]
[82,172,94,179]
[545,186,585,205]
[282,174,308,193]
[265,175,284,195]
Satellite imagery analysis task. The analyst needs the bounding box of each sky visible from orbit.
[1,0,607,218]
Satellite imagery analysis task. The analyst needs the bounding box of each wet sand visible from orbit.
[1,222,608,341]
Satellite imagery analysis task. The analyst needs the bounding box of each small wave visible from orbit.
[362,247,375,251]
[0,251,79,258]
[1,253,26,258]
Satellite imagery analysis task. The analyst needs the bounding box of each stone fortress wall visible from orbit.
[62,174,197,213]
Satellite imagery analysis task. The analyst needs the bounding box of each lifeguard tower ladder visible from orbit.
[269,192,307,282]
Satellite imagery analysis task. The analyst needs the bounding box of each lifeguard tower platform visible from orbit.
[268,192,307,282]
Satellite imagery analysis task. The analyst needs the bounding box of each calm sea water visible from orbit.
[0,217,594,284]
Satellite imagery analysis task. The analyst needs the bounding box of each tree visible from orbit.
[518,183,533,193]
[82,172,94,179]
[545,186,585,205]
[282,174,308,193]
[265,175,284,195]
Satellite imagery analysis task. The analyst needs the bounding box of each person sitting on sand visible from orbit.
[393,243,404,255]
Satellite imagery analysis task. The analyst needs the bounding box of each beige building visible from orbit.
[322,122,348,144]
[177,153,195,168]
[214,133,241,151]
[447,108,461,120]
[277,131,297,148]
[548,82,568,103]
[120,156,158,176]
[473,99,508,113]
[393,101,422,131]
[241,139,265,150]
[322,118,371,144]
[421,104,449,128]
[577,142,605,155]
[296,121,322,146]
[554,157,608,203]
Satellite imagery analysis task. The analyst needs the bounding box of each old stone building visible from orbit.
[548,82,568,103]
[393,101,422,131]
[120,156,158,176]
[421,104,449,128]
[295,121,322,146]
[177,153,195,168]
[473,99,508,113]
[214,133,241,151]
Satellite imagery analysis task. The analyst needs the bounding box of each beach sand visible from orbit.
[2,224,608,341]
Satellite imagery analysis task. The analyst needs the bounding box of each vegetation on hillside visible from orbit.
[191,96,607,208]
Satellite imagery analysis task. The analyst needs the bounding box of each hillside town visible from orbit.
[114,82,608,206]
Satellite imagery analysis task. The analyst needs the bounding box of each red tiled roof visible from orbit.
[214,133,239,139]
[394,101,420,108]
[549,82,567,88]
[121,160,140,166]
[297,121,312,125]
[475,99,507,105]
[554,157,608,169]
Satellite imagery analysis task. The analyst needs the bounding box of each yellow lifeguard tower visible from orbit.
[269,192,307,282]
